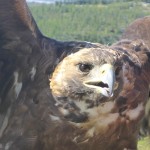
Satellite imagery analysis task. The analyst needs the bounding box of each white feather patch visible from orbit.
[127,103,144,120]
[13,72,22,98]
[30,67,36,81]
[5,141,13,150]
[49,114,61,121]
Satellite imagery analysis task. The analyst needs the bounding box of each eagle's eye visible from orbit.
[78,63,93,73]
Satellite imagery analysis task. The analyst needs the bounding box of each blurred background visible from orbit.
[27,0,150,45]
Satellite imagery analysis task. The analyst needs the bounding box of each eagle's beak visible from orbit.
[84,64,115,97]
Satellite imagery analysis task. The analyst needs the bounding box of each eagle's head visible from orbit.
[50,45,123,123]
[49,41,148,149]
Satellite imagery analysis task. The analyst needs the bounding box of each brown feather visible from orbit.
[0,0,150,150]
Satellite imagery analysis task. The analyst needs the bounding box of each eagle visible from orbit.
[0,0,150,150]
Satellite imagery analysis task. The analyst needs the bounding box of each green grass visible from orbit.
[29,2,150,44]
[138,137,150,150]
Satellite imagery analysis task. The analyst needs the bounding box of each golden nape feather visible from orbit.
[0,0,150,150]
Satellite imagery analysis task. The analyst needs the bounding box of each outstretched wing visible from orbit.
[122,16,150,48]
[121,16,150,136]
[0,0,42,139]
[0,0,97,149]
[0,0,59,148]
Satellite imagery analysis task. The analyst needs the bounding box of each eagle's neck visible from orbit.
[53,95,116,123]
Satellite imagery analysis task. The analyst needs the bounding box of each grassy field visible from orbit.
[29,1,150,45]
[138,137,150,150]
[29,1,150,149]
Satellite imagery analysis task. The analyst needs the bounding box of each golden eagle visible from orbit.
[0,0,150,150]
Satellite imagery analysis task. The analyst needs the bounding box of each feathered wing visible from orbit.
[0,0,97,149]
[0,0,42,140]
[122,16,150,48]
[0,0,55,148]
[121,16,150,136]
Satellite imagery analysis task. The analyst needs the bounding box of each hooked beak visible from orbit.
[83,64,115,97]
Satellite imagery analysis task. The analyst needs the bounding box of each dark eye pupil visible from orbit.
[79,63,93,72]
